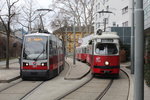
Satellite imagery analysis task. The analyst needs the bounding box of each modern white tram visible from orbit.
[20,33,64,80]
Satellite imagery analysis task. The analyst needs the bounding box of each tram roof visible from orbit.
[91,32,119,40]
[24,32,52,37]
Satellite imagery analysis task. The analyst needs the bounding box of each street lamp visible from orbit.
[73,17,76,65]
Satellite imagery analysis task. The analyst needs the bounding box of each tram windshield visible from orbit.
[23,36,48,60]
[95,43,118,55]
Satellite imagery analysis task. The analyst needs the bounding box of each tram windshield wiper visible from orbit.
[34,49,45,61]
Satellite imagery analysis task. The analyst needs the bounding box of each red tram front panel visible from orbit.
[22,61,48,70]
[91,55,120,75]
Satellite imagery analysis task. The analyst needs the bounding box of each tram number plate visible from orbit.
[33,65,37,68]
[104,70,110,74]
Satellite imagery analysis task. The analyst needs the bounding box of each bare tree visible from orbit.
[17,0,38,32]
[0,0,20,69]
[51,0,95,36]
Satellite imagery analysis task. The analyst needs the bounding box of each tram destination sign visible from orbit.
[101,39,113,43]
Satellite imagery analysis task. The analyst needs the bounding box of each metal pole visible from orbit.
[131,0,135,74]
[73,17,76,65]
[39,15,44,32]
[134,0,144,100]
[104,18,106,32]
[65,27,68,58]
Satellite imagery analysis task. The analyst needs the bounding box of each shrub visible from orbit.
[144,63,150,87]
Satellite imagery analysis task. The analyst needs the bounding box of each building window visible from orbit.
[96,14,98,20]
[122,6,128,14]
[104,18,109,24]
[96,5,97,11]
[99,13,101,18]
[98,3,100,9]
[113,22,116,26]
[106,6,109,11]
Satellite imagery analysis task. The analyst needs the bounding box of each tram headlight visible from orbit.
[26,63,29,66]
[41,63,44,66]
[105,61,109,66]
[23,62,29,66]
[41,63,47,66]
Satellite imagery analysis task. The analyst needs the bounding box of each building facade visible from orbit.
[94,0,132,33]
[53,26,94,54]
[144,0,150,63]
[66,26,94,53]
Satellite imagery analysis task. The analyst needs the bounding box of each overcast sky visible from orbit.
[36,0,52,8]
[17,0,52,9]
[16,0,54,32]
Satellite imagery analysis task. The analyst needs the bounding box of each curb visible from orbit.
[64,61,91,80]
[64,69,91,80]
[0,76,20,83]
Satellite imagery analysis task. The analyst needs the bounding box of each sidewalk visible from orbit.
[121,62,150,100]
[0,59,18,66]
[0,59,20,83]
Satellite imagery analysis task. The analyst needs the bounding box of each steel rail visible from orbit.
[95,79,113,100]
[20,81,45,100]
[0,79,22,93]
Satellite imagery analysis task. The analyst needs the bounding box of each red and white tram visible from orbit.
[76,32,120,77]
[76,45,87,62]
[20,33,64,79]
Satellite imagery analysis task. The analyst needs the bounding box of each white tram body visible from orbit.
[20,33,64,79]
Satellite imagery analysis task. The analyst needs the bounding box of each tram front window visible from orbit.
[95,43,118,55]
[23,36,48,60]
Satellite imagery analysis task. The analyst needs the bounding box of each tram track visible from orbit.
[60,77,113,100]
[0,80,45,100]
[120,68,131,100]
[95,79,113,100]
[60,69,130,100]
[0,79,22,93]
[20,81,44,100]
[101,69,130,100]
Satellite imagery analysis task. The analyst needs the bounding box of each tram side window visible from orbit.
[49,40,53,55]
[49,41,51,55]
[86,48,89,54]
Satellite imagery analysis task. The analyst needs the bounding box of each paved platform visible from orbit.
[0,60,20,83]
[64,58,91,80]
